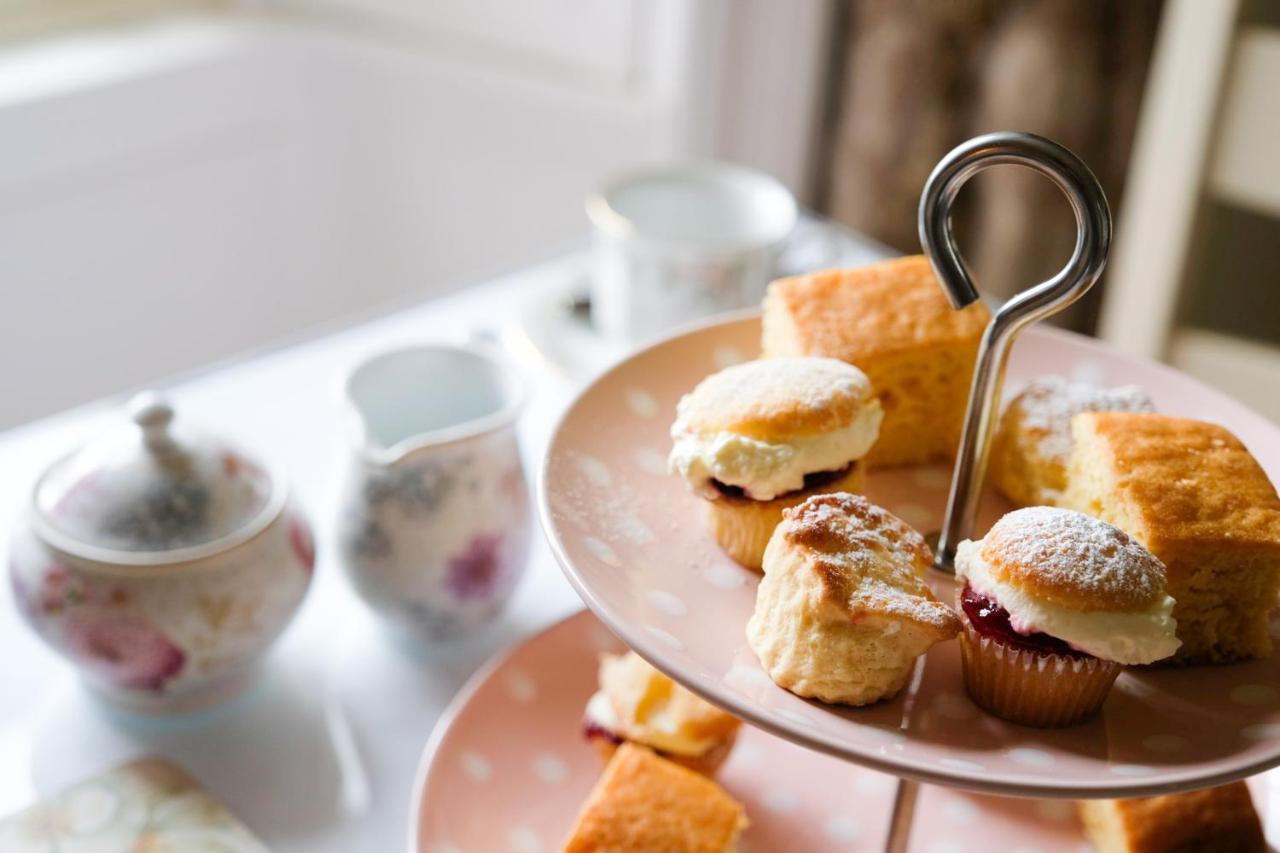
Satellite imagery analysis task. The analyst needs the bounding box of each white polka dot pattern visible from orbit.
[632,447,669,475]
[573,454,612,487]
[822,815,863,843]
[531,754,568,784]
[506,671,537,704]
[926,840,965,853]
[701,562,746,589]
[943,797,980,825]
[624,388,659,419]
[1241,723,1280,741]
[762,788,800,814]
[713,345,746,369]
[644,589,687,617]
[583,537,620,567]
[1008,748,1055,768]
[460,752,491,783]
[506,826,540,853]
[645,625,684,650]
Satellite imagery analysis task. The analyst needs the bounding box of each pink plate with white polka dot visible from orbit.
[538,312,1280,798]
[412,609,1110,852]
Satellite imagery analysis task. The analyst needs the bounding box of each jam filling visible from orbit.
[959,583,1092,661]
[583,718,709,764]
[711,463,853,500]
[583,718,625,746]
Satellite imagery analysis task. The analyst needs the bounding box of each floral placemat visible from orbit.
[0,757,268,852]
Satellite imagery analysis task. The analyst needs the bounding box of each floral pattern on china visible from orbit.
[336,344,532,640]
[9,392,314,714]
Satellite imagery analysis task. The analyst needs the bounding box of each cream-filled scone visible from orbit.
[669,357,882,570]
[746,493,959,706]
[955,507,1180,727]
[989,376,1154,507]
[582,651,741,776]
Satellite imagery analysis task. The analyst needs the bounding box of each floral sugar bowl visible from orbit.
[9,393,315,714]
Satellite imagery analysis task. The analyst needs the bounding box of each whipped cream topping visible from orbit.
[668,402,882,501]
[583,690,723,757]
[955,539,1180,665]
[585,690,620,732]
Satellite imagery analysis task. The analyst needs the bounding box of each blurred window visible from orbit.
[0,0,221,42]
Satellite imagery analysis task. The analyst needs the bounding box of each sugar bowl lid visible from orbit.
[32,392,285,564]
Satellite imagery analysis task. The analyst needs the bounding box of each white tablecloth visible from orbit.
[0,221,893,851]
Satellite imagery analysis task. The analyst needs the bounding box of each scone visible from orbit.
[562,743,748,853]
[1063,412,1280,664]
[1078,781,1265,853]
[761,255,990,467]
[582,651,741,776]
[669,357,882,571]
[955,507,1180,727]
[746,493,959,705]
[989,376,1153,507]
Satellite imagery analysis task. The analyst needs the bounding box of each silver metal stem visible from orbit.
[921,132,1112,574]
[883,777,920,853]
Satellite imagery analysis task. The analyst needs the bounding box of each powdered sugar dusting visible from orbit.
[983,507,1166,609]
[781,493,958,632]
[675,357,874,436]
[1010,376,1153,462]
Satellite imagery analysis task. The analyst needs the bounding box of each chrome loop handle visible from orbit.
[922,132,1112,573]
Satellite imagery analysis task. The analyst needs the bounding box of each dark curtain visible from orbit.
[819,0,1163,332]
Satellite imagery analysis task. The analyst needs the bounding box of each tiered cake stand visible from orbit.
[533,135,1280,849]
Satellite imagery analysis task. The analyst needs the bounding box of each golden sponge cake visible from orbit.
[989,376,1154,507]
[1063,412,1280,664]
[747,493,959,705]
[562,743,747,853]
[1078,781,1265,853]
[761,256,990,467]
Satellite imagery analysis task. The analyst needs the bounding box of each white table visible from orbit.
[0,221,892,850]
[0,257,588,852]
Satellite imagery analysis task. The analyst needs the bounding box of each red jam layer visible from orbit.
[582,718,624,746]
[712,464,852,500]
[959,582,1092,661]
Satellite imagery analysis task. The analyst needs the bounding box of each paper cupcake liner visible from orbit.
[957,621,1120,728]
[705,464,866,571]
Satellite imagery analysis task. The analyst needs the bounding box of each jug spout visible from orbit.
[342,344,526,467]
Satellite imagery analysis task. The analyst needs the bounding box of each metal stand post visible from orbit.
[919,132,1112,574]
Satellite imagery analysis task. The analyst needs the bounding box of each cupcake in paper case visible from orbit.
[668,357,882,571]
[955,507,1180,728]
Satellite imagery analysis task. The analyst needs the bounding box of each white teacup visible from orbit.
[586,161,797,342]
[336,345,531,641]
